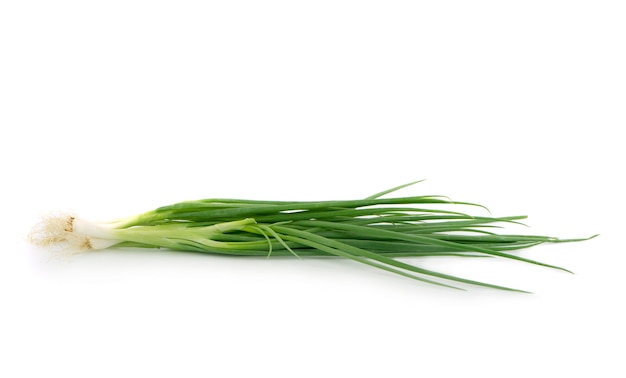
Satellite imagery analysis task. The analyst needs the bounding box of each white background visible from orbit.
[1,1,624,377]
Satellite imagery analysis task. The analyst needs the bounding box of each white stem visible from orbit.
[73,218,117,239]
[29,212,121,252]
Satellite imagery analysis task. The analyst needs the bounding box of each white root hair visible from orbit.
[28,212,118,252]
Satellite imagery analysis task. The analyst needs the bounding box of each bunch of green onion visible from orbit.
[29,181,594,292]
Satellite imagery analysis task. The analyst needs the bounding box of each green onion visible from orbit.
[28,181,595,292]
